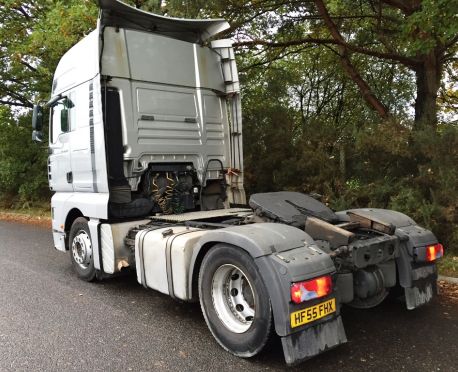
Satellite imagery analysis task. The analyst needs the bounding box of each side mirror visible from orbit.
[32,105,43,131]
[61,109,69,132]
[32,105,44,143]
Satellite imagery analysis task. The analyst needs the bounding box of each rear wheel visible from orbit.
[198,244,272,357]
[69,217,96,282]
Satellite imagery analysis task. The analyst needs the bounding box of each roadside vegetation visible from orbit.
[0,1,457,262]
[438,255,458,278]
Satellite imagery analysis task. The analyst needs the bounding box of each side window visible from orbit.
[50,96,75,143]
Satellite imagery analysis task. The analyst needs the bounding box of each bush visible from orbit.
[0,108,50,208]
[243,111,458,254]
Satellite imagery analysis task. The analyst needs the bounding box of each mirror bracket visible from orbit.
[32,130,43,143]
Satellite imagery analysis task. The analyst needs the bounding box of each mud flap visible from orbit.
[404,264,438,310]
[281,316,347,366]
[405,276,437,310]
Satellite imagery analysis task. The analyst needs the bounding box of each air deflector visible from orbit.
[98,0,230,43]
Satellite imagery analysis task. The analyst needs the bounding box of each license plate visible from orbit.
[290,298,336,328]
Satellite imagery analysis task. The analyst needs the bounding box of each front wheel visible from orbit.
[198,244,272,357]
[69,217,96,282]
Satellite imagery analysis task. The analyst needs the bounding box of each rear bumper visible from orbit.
[281,315,347,366]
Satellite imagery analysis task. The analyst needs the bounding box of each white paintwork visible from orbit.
[100,220,150,274]
[88,218,101,270]
[52,29,99,96]
[51,192,109,233]
[135,227,175,295]
[49,20,108,196]
[52,231,66,252]
[135,226,207,300]
[51,192,108,254]
[170,229,208,300]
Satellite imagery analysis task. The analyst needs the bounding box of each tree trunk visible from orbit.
[338,48,389,119]
[414,51,441,130]
[314,0,389,119]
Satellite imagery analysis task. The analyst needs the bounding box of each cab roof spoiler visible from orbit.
[98,0,230,43]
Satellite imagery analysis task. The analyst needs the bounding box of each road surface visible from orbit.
[0,221,457,371]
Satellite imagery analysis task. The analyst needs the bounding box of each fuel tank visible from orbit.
[135,226,206,300]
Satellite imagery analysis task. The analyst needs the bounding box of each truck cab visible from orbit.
[31,0,443,366]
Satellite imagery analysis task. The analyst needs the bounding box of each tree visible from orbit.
[210,0,458,130]
[0,1,42,108]
[0,106,49,205]
[311,0,458,129]
[0,1,98,206]
[0,1,98,109]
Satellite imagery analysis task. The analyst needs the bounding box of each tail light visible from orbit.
[291,275,332,304]
[426,243,444,262]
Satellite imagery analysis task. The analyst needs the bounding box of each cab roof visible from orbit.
[98,0,230,43]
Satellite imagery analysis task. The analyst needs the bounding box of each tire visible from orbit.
[198,244,272,357]
[69,217,96,282]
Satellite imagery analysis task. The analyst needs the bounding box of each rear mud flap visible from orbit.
[281,316,347,366]
[405,277,437,310]
[405,265,437,310]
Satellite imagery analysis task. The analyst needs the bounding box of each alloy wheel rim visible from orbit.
[71,230,92,270]
[211,264,255,333]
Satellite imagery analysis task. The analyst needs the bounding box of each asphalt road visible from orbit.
[0,221,457,372]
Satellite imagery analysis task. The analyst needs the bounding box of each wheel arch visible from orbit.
[190,241,255,302]
[188,223,337,339]
[187,223,311,301]
[64,208,85,249]
[190,241,218,302]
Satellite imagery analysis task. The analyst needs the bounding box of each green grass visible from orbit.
[438,254,458,278]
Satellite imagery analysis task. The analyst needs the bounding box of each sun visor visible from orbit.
[98,0,230,43]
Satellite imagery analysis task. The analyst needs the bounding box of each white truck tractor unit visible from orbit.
[31,0,444,365]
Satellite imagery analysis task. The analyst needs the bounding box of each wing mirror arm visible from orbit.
[46,94,63,108]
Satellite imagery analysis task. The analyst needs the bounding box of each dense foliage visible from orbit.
[0,1,457,252]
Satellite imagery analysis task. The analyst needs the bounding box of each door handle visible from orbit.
[66,172,73,184]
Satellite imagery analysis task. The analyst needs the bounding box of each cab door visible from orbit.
[48,98,73,192]
[69,84,94,191]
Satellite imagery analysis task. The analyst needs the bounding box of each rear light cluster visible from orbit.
[426,243,444,262]
[291,275,332,304]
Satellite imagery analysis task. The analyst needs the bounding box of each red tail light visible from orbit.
[291,275,332,304]
[426,243,444,262]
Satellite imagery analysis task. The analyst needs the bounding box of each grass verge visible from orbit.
[438,254,458,278]
[0,207,51,228]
